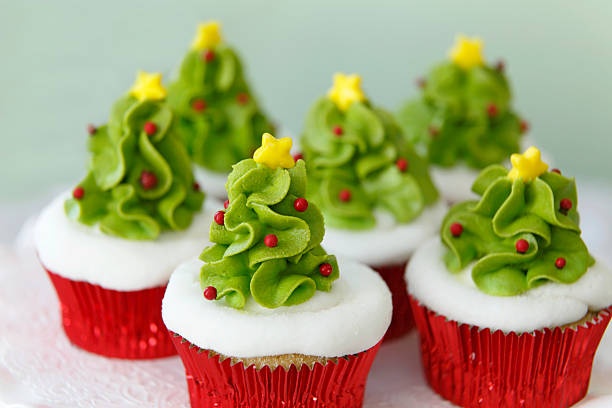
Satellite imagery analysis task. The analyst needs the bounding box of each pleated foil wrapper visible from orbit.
[170,332,382,408]
[410,295,612,408]
[372,262,414,341]
[46,268,176,359]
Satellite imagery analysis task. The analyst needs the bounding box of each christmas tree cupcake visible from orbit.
[406,147,612,408]
[34,71,219,359]
[299,73,446,340]
[167,21,275,199]
[162,133,392,408]
[397,35,528,204]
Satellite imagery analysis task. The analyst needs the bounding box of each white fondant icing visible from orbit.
[431,164,479,204]
[34,192,222,291]
[194,166,228,200]
[321,200,447,267]
[406,238,612,332]
[162,257,392,358]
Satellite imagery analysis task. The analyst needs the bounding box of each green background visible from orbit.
[1,0,611,201]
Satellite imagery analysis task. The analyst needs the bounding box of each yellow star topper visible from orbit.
[191,21,223,50]
[508,146,549,182]
[449,35,485,70]
[327,73,366,112]
[253,133,295,170]
[129,71,167,102]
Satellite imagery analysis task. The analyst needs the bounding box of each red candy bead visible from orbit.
[293,197,308,212]
[416,77,426,89]
[193,182,200,191]
[192,99,207,112]
[555,257,566,269]
[293,153,303,162]
[140,171,157,190]
[87,124,97,135]
[515,239,529,254]
[72,186,85,199]
[143,121,157,135]
[495,60,505,72]
[224,200,229,209]
[333,126,343,136]
[520,120,529,133]
[236,92,249,105]
[551,168,561,174]
[203,286,217,300]
[214,211,225,225]
[203,49,215,62]
[396,158,408,172]
[450,222,463,237]
[264,234,278,248]
[338,189,351,202]
[487,103,499,117]
[560,198,573,212]
[428,126,439,137]
[319,263,333,277]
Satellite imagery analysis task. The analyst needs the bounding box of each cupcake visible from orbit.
[167,21,275,199]
[406,146,612,408]
[162,133,392,408]
[35,71,218,359]
[397,35,528,204]
[299,73,446,340]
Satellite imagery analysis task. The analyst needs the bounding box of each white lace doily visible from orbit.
[2,182,612,408]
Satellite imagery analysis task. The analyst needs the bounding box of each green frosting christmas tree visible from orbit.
[301,73,438,230]
[397,35,527,169]
[65,71,205,240]
[199,133,339,309]
[167,21,275,173]
[442,146,592,296]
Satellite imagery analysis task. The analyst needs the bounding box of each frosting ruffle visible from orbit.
[441,165,593,296]
[302,98,438,230]
[167,45,274,173]
[65,95,205,240]
[199,159,339,309]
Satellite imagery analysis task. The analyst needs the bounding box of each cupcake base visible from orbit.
[372,262,414,341]
[410,296,612,408]
[170,332,382,408]
[46,268,176,359]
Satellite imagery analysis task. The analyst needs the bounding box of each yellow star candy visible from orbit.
[253,133,295,169]
[327,73,366,112]
[129,71,167,102]
[191,21,222,50]
[508,146,549,182]
[449,35,485,70]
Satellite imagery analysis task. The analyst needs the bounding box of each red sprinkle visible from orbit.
[192,99,207,112]
[560,198,573,212]
[193,182,200,191]
[87,124,97,135]
[551,168,561,174]
[396,158,408,172]
[515,239,529,254]
[143,121,157,135]
[338,189,352,202]
[236,92,249,105]
[203,49,215,62]
[450,222,463,237]
[293,197,308,212]
[224,200,229,209]
[428,126,440,137]
[140,171,157,190]
[555,257,566,269]
[520,120,529,133]
[487,103,499,117]
[319,263,333,277]
[333,126,343,136]
[416,77,426,89]
[203,286,217,300]
[72,186,85,200]
[264,234,278,248]
[495,60,505,72]
[293,153,303,162]
[214,211,225,225]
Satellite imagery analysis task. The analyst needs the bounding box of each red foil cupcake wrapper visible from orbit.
[170,332,382,408]
[46,268,176,359]
[410,295,612,408]
[372,262,414,341]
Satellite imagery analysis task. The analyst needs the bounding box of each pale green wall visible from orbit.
[1,0,611,202]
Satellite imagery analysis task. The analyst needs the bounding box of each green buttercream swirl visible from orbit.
[199,159,339,309]
[65,95,205,240]
[397,61,523,169]
[302,98,438,230]
[442,165,593,296]
[167,44,274,173]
